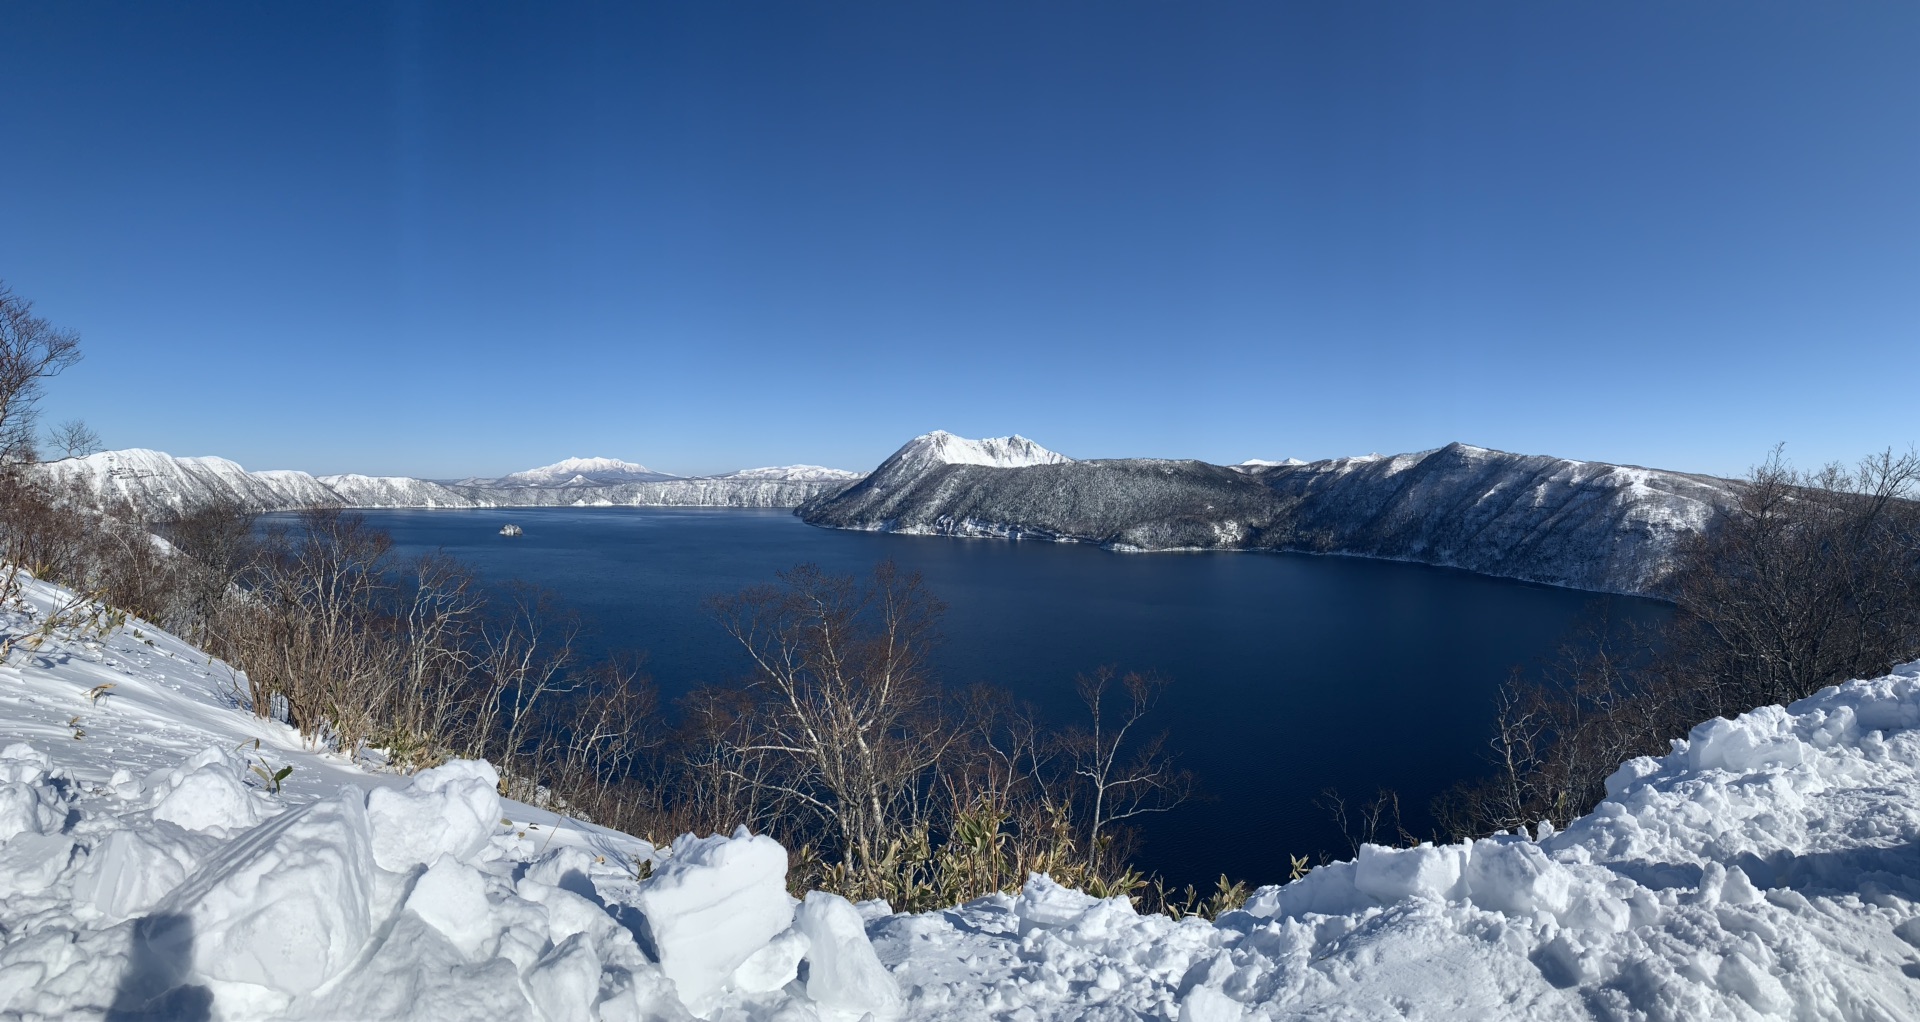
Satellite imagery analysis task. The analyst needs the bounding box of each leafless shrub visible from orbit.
[712,562,952,872]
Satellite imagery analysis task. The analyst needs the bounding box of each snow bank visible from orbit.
[0,732,869,1020]
[5,570,1920,1019]
[0,574,896,1021]
[868,662,1920,1020]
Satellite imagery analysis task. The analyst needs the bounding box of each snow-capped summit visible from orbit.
[889,431,1073,471]
[493,457,678,487]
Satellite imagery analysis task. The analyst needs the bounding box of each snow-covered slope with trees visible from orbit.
[37,449,863,516]
[801,433,1740,595]
[33,449,344,516]
[4,571,1920,1019]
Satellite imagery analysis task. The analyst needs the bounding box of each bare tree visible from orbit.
[1061,667,1194,867]
[713,561,952,869]
[43,419,100,460]
[0,283,83,464]
[469,582,583,782]
[674,683,789,838]
[160,498,259,643]
[387,553,486,767]
[236,509,402,746]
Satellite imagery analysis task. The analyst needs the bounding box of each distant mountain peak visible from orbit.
[495,457,677,487]
[892,431,1073,470]
[716,465,864,481]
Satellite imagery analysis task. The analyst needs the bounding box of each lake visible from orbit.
[335,506,1672,888]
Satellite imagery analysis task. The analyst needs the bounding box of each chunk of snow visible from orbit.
[1353,842,1468,903]
[71,828,188,921]
[1463,838,1573,917]
[793,891,901,1018]
[733,929,809,994]
[364,759,501,870]
[404,858,496,958]
[631,829,793,1009]
[155,790,376,995]
[151,756,265,834]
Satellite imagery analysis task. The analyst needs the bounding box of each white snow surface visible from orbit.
[5,571,1920,1019]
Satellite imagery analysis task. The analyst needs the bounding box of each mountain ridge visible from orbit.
[39,435,1745,596]
[799,433,1742,596]
[37,449,864,515]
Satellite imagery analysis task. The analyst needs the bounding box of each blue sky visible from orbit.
[2,2,1915,478]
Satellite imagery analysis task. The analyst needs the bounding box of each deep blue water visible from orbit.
[327,506,1671,887]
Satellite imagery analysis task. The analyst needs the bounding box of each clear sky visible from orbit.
[2,2,1915,479]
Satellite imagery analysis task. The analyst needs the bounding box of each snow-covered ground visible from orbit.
[4,572,1920,1020]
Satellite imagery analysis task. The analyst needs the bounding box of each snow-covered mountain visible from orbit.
[5,570,1920,1019]
[314,473,477,508]
[36,448,344,515]
[884,430,1073,471]
[483,457,680,487]
[715,465,865,482]
[37,449,864,516]
[801,433,1741,596]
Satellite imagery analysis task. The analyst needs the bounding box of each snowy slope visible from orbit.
[38,449,345,515]
[315,473,480,508]
[39,449,864,517]
[802,434,1740,595]
[5,571,1920,1019]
